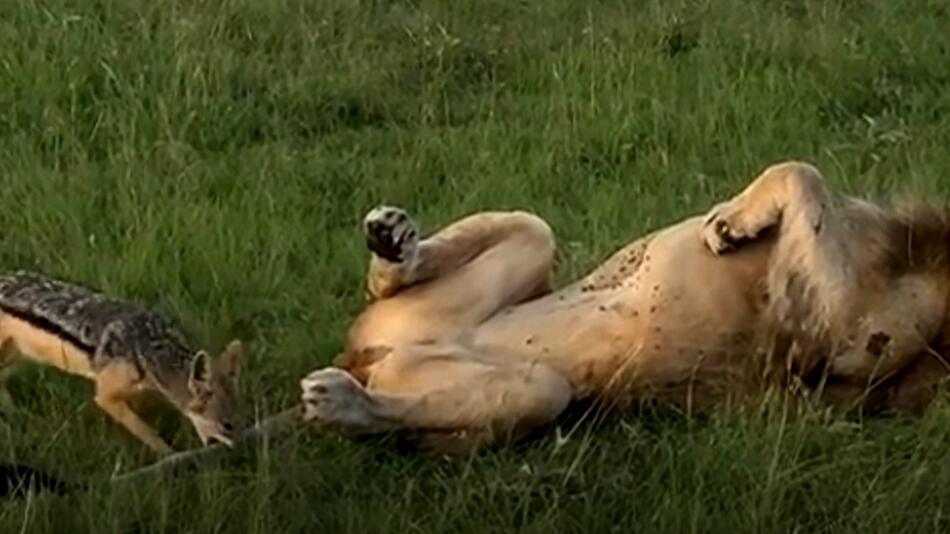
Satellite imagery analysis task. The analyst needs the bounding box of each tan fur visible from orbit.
[0,316,244,455]
[299,161,950,454]
[702,162,950,409]
[0,315,95,379]
[93,361,174,454]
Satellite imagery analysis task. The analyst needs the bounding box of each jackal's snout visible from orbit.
[183,339,244,448]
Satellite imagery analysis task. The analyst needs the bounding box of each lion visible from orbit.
[297,161,950,454]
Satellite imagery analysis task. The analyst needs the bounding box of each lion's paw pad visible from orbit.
[300,369,375,432]
[363,206,419,263]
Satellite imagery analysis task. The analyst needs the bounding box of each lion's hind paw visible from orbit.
[363,206,419,264]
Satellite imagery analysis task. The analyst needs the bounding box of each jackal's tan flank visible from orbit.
[0,271,243,455]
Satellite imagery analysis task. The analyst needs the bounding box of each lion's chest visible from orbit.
[477,218,773,398]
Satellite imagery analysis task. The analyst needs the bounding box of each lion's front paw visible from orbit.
[701,201,754,255]
[363,206,419,264]
[300,368,380,434]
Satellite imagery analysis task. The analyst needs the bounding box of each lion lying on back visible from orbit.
[298,161,950,454]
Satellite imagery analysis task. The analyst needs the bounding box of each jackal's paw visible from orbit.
[701,200,756,255]
[300,368,380,435]
[363,206,419,263]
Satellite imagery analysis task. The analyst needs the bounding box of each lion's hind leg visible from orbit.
[300,368,494,455]
[361,206,556,318]
[301,343,572,454]
[363,206,423,300]
[300,367,402,436]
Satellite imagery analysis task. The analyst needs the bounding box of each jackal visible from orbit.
[0,271,243,455]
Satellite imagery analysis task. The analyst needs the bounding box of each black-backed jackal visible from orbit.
[0,271,243,455]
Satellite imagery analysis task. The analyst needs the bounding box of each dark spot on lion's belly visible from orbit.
[866,332,891,357]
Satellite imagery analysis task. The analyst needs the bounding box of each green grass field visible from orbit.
[1,0,950,531]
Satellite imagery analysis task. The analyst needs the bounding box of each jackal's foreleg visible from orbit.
[95,396,175,456]
[94,362,174,455]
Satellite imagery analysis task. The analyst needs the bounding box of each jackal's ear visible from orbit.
[219,339,243,382]
[188,350,213,395]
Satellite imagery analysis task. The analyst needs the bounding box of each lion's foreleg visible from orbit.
[701,161,831,254]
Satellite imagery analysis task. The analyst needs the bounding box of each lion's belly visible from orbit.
[474,217,774,403]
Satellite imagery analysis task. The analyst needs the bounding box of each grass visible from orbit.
[0,0,949,531]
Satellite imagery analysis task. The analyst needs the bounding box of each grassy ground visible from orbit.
[1,0,949,531]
